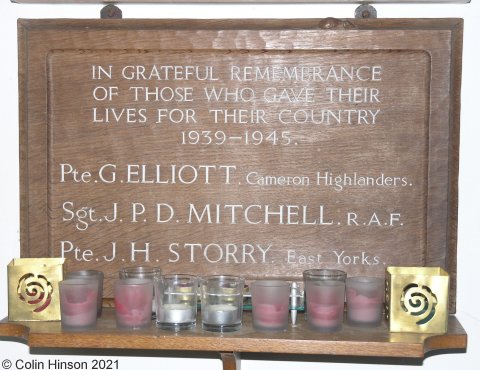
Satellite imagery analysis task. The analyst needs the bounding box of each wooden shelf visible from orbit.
[0,310,467,368]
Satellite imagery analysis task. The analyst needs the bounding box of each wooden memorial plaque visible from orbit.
[18,19,462,307]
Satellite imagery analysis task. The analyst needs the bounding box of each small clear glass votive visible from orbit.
[155,274,198,331]
[346,276,384,326]
[59,279,98,329]
[114,278,153,329]
[66,270,104,317]
[119,266,161,315]
[250,280,290,331]
[303,269,346,331]
[201,275,244,332]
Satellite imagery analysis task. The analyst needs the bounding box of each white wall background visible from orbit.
[1,1,479,369]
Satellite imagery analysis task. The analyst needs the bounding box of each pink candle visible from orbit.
[307,302,343,329]
[346,277,384,326]
[59,279,98,328]
[115,278,153,329]
[253,303,289,329]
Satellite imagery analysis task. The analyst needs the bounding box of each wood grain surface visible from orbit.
[0,310,468,358]
[18,19,462,311]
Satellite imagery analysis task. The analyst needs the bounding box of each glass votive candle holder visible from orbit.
[303,269,346,331]
[200,275,244,332]
[119,266,162,280]
[250,280,290,331]
[114,278,153,329]
[155,274,198,331]
[66,270,104,317]
[119,266,161,315]
[59,279,98,329]
[346,276,385,326]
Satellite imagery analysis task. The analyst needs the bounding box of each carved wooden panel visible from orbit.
[18,19,462,309]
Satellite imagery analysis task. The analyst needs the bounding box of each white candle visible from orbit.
[203,304,239,325]
[158,303,195,323]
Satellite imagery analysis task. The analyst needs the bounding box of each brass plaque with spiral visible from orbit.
[7,258,64,321]
[386,266,449,333]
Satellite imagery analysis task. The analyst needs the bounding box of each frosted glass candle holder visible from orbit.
[119,266,162,280]
[114,278,153,329]
[303,269,346,331]
[66,270,104,317]
[59,279,98,329]
[346,276,384,326]
[251,280,290,331]
[119,266,161,316]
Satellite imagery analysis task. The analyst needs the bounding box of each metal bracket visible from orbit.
[101,4,123,19]
[355,4,378,19]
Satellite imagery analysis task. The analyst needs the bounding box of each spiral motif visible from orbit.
[17,273,53,313]
[400,283,437,325]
